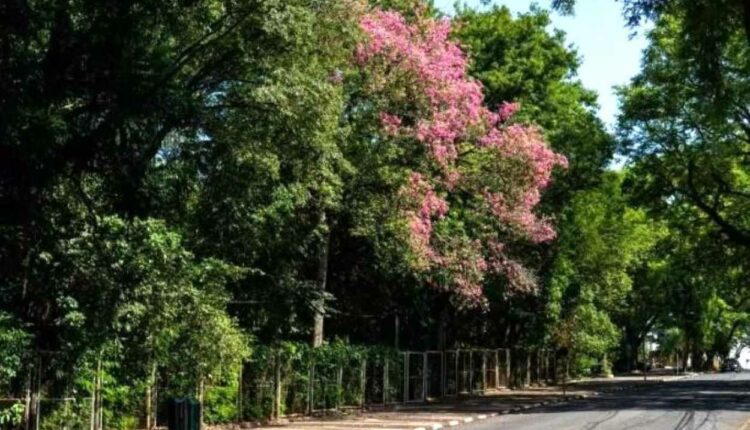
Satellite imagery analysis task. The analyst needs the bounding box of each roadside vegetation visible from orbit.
[1,0,748,427]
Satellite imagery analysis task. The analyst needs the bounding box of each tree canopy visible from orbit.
[1,0,750,427]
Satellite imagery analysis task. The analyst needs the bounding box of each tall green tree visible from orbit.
[454,5,614,203]
[548,172,663,374]
[618,12,750,251]
[447,5,614,349]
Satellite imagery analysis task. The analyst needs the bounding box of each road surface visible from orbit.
[465,372,750,430]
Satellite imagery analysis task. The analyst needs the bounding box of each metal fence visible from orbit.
[3,347,556,429]
[0,354,102,430]
[241,347,555,421]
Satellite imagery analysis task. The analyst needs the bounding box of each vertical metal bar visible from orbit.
[383,359,388,405]
[525,351,531,387]
[90,368,96,430]
[307,365,313,414]
[34,357,41,430]
[24,366,31,430]
[422,353,427,402]
[505,348,511,386]
[360,357,367,408]
[403,352,409,403]
[238,365,243,423]
[536,350,541,385]
[455,350,460,394]
[336,365,343,410]
[441,351,446,398]
[97,357,103,430]
[274,357,281,420]
[469,350,473,394]
[495,350,500,389]
[482,351,487,394]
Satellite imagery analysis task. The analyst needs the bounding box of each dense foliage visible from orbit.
[1,0,749,427]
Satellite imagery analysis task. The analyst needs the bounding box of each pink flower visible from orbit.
[358,6,567,304]
[498,102,520,122]
[379,112,402,136]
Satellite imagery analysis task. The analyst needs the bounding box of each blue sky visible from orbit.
[434,0,648,129]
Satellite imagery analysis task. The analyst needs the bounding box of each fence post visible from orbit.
[238,365,243,423]
[383,359,388,405]
[403,352,409,403]
[360,357,367,408]
[24,367,31,430]
[554,355,559,384]
[307,365,314,414]
[441,351,446,398]
[525,351,531,387]
[421,353,427,402]
[481,352,487,393]
[494,350,500,389]
[336,364,343,410]
[90,372,97,430]
[505,348,512,387]
[538,350,542,384]
[470,351,474,392]
[95,357,103,430]
[455,350,460,394]
[274,356,282,420]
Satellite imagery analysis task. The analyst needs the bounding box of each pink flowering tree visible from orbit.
[354,6,567,305]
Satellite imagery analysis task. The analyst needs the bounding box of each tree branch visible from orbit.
[685,158,750,247]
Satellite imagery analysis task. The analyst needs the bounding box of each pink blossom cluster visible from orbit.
[497,101,520,123]
[483,189,556,243]
[402,172,448,261]
[357,7,567,303]
[484,240,537,293]
[478,125,569,190]
[357,10,484,166]
[429,238,488,305]
[379,112,402,136]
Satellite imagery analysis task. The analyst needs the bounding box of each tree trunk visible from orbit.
[26,359,40,430]
[312,212,329,348]
[682,338,690,372]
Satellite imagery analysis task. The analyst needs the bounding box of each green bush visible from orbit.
[39,400,91,430]
[0,402,24,429]
[573,355,597,377]
[240,342,397,421]
[204,385,239,424]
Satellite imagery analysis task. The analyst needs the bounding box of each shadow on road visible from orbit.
[514,377,750,415]
[382,376,750,418]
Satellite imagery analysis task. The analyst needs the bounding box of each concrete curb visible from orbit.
[411,412,499,430]
[406,372,708,430]
[413,375,707,430]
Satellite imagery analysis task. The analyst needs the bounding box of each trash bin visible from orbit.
[167,398,201,430]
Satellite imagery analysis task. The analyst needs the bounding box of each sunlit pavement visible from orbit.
[464,372,750,430]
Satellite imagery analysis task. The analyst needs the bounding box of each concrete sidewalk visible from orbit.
[207,375,698,430]
[225,387,593,430]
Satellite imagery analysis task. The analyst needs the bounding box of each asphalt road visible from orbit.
[465,372,750,430]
